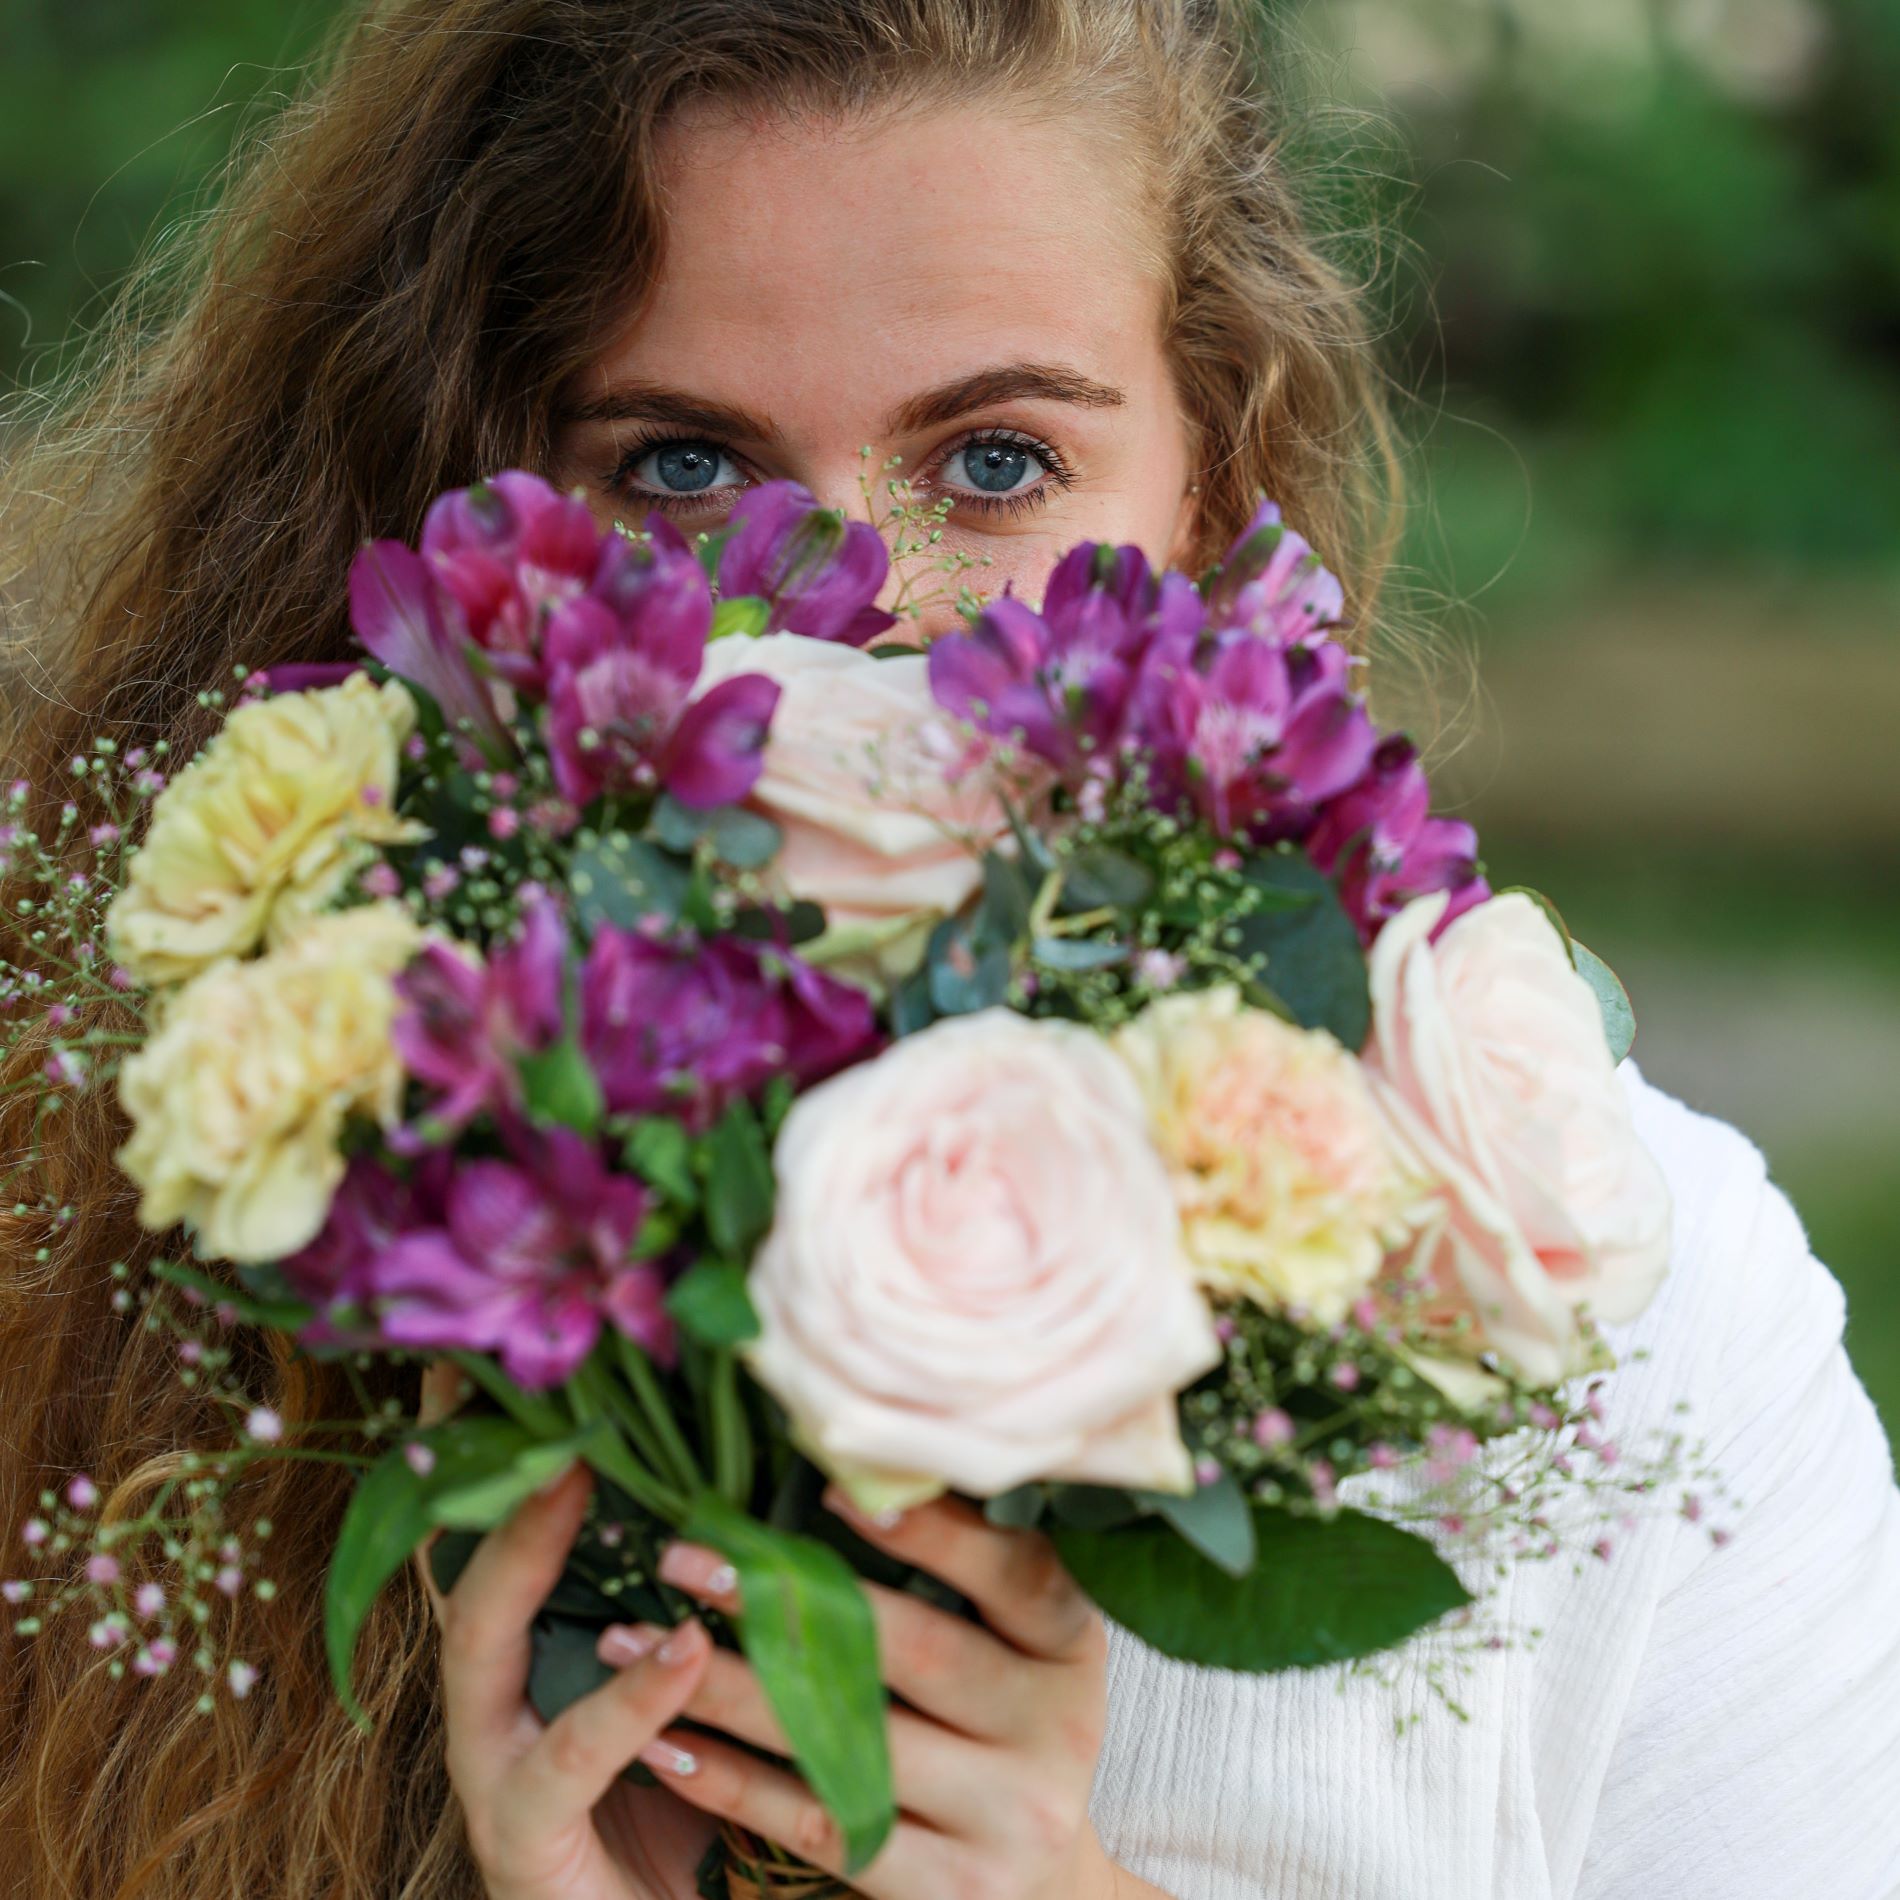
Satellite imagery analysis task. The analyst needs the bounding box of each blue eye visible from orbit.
[944,439,1042,498]
[623,438,741,498]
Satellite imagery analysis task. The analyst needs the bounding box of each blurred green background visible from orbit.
[1,0,1895,1433]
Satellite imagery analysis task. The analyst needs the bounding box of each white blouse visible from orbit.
[1090,1066,1900,1899]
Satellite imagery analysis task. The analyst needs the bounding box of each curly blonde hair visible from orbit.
[0,3,1402,1892]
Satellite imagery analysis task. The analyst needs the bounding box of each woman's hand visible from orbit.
[435,1463,719,1900]
[639,1487,1156,1900]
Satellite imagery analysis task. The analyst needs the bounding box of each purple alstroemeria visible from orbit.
[929,542,1202,770]
[419,471,604,696]
[250,661,366,695]
[717,481,898,646]
[581,926,879,1132]
[349,538,512,750]
[391,893,568,1143]
[545,527,781,809]
[282,1151,453,1343]
[361,1126,668,1389]
[1203,499,1346,642]
[1131,629,1379,842]
[1305,734,1491,942]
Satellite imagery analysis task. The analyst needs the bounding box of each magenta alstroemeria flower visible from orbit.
[1132,629,1378,841]
[717,481,898,646]
[545,526,780,809]
[1204,499,1345,642]
[282,1150,453,1344]
[928,542,1202,770]
[349,538,513,749]
[416,470,603,696]
[362,1127,668,1389]
[1306,734,1490,942]
[581,925,879,1132]
[391,893,568,1143]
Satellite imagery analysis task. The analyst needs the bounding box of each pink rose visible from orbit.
[1365,892,1671,1385]
[745,1010,1223,1508]
[694,633,1010,979]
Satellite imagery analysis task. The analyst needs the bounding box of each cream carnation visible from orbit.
[1113,987,1418,1323]
[107,672,424,986]
[1365,892,1672,1384]
[694,633,1011,981]
[745,1009,1222,1509]
[116,902,423,1264]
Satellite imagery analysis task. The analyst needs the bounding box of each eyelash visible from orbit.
[606,426,1076,521]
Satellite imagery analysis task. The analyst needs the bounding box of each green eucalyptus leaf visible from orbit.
[1052,1504,1471,1672]
[683,1494,895,1875]
[1031,936,1129,972]
[1234,854,1370,1051]
[927,917,1012,1015]
[1047,1484,1143,1531]
[702,1102,775,1259]
[666,1260,763,1347]
[1573,940,1637,1064]
[983,1484,1049,1530]
[890,963,938,1037]
[1058,846,1155,913]
[976,852,1035,947]
[1135,1474,1256,1580]
[571,833,691,933]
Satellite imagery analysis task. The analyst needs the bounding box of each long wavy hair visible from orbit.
[0,2,1403,1892]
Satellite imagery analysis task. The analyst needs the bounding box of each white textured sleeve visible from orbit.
[1576,1162,1900,1899]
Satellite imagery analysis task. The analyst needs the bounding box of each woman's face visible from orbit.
[551,101,1197,640]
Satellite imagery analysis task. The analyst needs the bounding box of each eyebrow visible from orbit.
[557,360,1126,443]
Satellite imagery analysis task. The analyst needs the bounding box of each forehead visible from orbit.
[587,99,1165,435]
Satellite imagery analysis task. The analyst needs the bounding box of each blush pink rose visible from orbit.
[744,1009,1223,1508]
[1364,891,1671,1386]
[694,633,1012,979]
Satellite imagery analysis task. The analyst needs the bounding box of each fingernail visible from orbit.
[639,1738,698,1777]
[656,1619,704,1667]
[658,1542,739,1600]
[824,1485,903,1531]
[596,1623,662,1668]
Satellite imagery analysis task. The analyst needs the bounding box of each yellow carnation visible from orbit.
[116,902,423,1264]
[106,672,424,986]
[1112,986,1419,1323]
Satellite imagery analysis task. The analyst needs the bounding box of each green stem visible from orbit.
[708,1350,755,1508]
[448,1351,570,1439]
[563,1372,687,1522]
[613,1332,705,1496]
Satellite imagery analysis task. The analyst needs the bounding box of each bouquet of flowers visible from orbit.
[1,470,1705,1894]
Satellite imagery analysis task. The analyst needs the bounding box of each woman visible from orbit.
[2,3,1896,1897]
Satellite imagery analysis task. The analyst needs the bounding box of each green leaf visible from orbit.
[1051,1504,1471,1672]
[515,1033,605,1138]
[975,852,1034,947]
[710,595,770,641]
[1031,936,1129,972]
[702,1102,776,1259]
[1135,1474,1256,1579]
[666,1261,762,1347]
[528,1613,617,1723]
[624,1116,700,1210]
[1058,845,1155,913]
[983,1484,1048,1530]
[1047,1484,1143,1531]
[926,916,1012,1015]
[326,1418,544,1727]
[1234,854,1370,1051]
[427,1425,610,1532]
[571,833,691,933]
[652,796,783,870]
[890,962,938,1036]
[682,1494,894,1875]
[1573,940,1637,1064]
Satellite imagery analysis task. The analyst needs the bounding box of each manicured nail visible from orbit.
[659,1541,739,1600]
[639,1738,698,1777]
[596,1623,662,1668]
[824,1485,903,1531]
[656,1619,705,1667]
